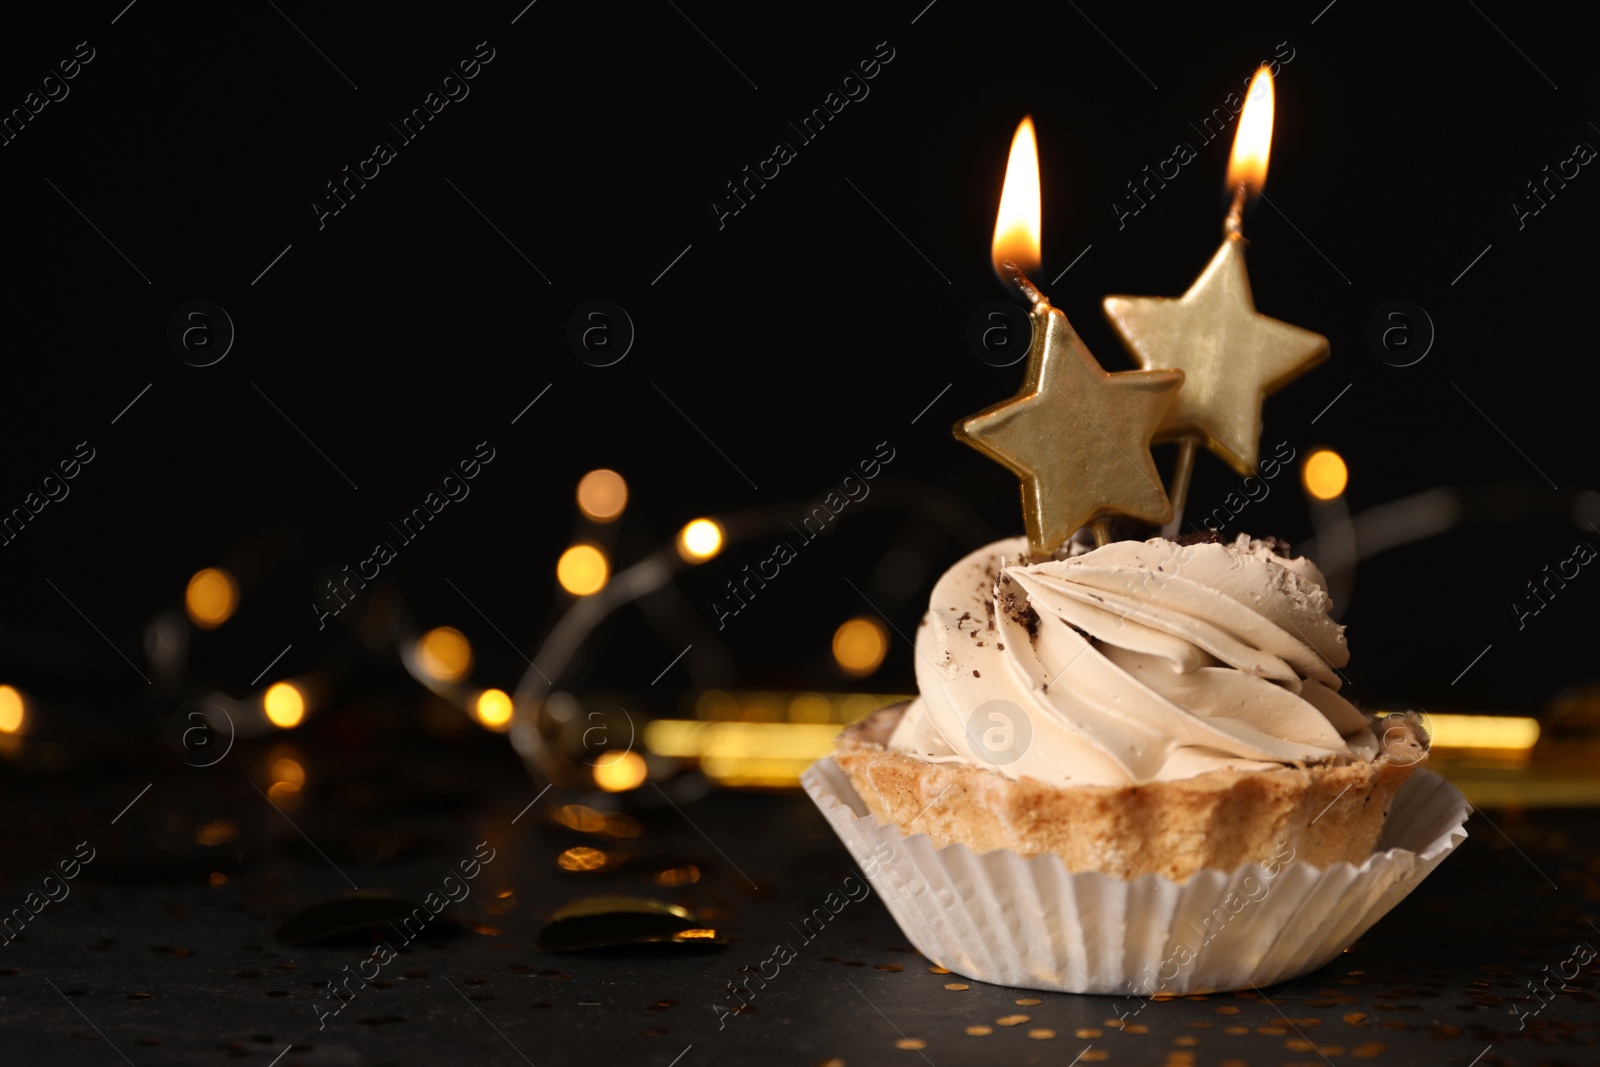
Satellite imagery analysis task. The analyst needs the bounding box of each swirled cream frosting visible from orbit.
[887,534,1378,787]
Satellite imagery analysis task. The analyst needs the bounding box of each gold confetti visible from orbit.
[1173,1036,1199,1047]
[965,1026,992,1037]
[1123,1024,1149,1035]
[1222,1026,1250,1035]
[894,1038,926,1051]
[1256,1025,1288,1036]
[928,966,950,975]
[995,1014,1030,1026]
[1215,1006,1241,1015]
[1353,1042,1389,1058]
[1015,997,1041,1006]
[1343,1012,1368,1025]
[1075,1029,1102,1039]
[1027,1029,1055,1040]
[874,965,904,972]
[1081,1053,1110,1063]
[944,983,970,991]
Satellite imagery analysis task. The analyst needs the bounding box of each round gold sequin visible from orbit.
[1123,1024,1149,1034]
[1343,1012,1368,1025]
[944,983,969,991]
[874,964,903,972]
[965,1026,992,1036]
[1075,1029,1102,1039]
[1214,1006,1241,1015]
[1353,1042,1388,1058]
[1081,1053,1110,1063]
[1222,1026,1249,1035]
[928,966,951,974]
[1015,997,1041,1006]
[1173,1036,1199,1047]
[995,1014,1030,1026]
[1027,1029,1056,1039]
[894,1038,926,1050]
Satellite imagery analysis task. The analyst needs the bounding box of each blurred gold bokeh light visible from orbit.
[592,749,647,792]
[185,567,239,629]
[475,688,514,730]
[557,544,609,596]
[832,617,888,677]
[417,626,473,682]
[0,686,25,734]
[263,682,306,728]
[1302,449,1348,500]
[576,469,628,522]
[677,518,723,562]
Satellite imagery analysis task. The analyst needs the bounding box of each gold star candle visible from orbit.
[956,118,1184,560]
[1104,66,1328,530]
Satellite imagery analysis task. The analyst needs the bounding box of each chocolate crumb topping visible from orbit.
[1256,534,1294,558]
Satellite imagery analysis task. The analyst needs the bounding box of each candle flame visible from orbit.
[992,116,1041,281]
[1227,66,1274,197]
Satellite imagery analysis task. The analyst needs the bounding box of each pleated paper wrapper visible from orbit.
[802,756,1469,995]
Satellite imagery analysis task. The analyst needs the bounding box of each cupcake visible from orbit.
[806,112,1467,994]
[834,531,1427,882]
[805,531,1465,995]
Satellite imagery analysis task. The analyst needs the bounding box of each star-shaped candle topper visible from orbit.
[1103,64,1328,480]
[1102,232,1328,475]
[956,279,1184,560]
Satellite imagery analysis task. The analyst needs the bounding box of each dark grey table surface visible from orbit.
[1,727,1596,1067]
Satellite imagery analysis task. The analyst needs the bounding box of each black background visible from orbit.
[1,0,1596,724]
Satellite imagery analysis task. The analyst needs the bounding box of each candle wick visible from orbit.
[1003,260,1047,307]
[1223,183,1249,237]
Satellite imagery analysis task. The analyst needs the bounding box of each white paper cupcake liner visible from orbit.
[802,756,1470,995]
